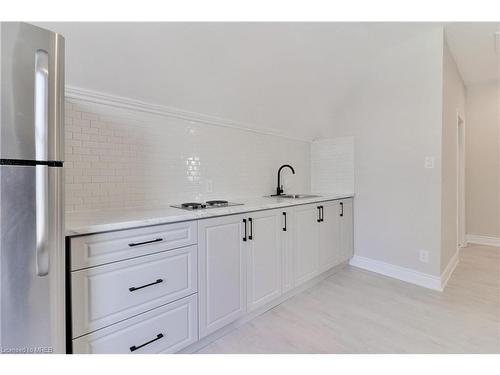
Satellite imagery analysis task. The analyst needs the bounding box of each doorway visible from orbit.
[457,112,466,248]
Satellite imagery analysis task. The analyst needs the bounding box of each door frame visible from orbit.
[456,111,466,248]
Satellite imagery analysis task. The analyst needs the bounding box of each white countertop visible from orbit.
[65,193,354,236]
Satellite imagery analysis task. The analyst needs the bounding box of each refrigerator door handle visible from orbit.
[35,49,50,276]
[35,165,50,276]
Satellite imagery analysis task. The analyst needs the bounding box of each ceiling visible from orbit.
[33,22,498,139]
[445,22,500,86]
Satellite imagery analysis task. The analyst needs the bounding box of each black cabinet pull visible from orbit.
[243,219,247,242]
[340,202,344,217]
[283,212,287,231]
[249,218,253,240]
[320,206,324,222]
[129,279,163,292]
[128,238,163,247]
[317,206,321,222]
[129,333,164,352]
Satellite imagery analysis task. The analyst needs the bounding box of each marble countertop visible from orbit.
[65,193,354,236]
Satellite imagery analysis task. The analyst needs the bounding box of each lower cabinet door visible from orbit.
[281,209,294,293]
[72,294,198,354]
[339,198,354,262]
[319,201,341,271]
[293,204,320,286]
[247,210,282,312]
[198,214,247,338]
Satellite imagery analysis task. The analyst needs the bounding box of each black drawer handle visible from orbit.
[243,219,247,242]
[283,212,287,231]
[249,218,253,240]
[129,279,163,292]
[340,202,344,217]
[128,238,163,247]
[129,333,164,352]
[320,206,324,222]
[317,206,321,222]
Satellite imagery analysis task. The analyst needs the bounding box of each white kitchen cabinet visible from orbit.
[71,245,197,338]
[68,197,354,353]
[319,201,341,272]
[281,209,294,293]
[339,198,354,262]
[246,210,283,312]
[293,204,321,285]
[293,199,351,287]
[198,214,247,338]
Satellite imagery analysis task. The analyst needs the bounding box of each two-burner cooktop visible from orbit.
[171,200,243,210]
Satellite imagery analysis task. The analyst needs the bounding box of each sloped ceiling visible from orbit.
[35,22,440,139]
[445,22,500,86]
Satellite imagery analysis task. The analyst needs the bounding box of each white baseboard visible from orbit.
[350,252,461,292]
[349,255,442,291]
[440,249,460,290]
[466,234,500,247]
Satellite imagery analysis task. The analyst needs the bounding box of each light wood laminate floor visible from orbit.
[197,245,500,353]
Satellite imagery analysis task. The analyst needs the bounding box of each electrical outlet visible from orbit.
[205,179,213,193]
[424,157,435,169]
[419,250,429,263]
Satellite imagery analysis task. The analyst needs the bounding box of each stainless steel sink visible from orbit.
[271,194,321,199]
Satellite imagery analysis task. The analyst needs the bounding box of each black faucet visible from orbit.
[275,164,295,196]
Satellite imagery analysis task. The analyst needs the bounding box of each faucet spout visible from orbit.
[276,164,295,196]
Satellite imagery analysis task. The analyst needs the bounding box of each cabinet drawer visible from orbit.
[73,294,198,354]
[70,221,197,271]
[72,245,197,338]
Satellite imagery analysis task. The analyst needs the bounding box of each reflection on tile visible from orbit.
[186,156,201,183]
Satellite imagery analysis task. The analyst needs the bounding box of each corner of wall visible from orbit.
[439,33,467,274]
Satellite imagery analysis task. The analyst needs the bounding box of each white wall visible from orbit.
[322,28,445,276]
[440,41,466,272]
[64,99,310,212]
[465,81,500,239]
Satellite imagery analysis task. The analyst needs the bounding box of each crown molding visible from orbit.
[65,86,311,143]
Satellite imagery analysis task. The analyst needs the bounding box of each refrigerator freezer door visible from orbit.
[0,165,64,352]
[1,22,64,162]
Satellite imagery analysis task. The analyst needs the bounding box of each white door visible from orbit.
[339,199,354,262]
[293,204,320,286]
[319,201,341,271]
[247,210,282,312]
[198,214,247,338]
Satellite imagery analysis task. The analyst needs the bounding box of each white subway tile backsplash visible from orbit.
[73,119,91,128]
[311,137,355,195]
[81,112,99,121]
[64,100,311,212]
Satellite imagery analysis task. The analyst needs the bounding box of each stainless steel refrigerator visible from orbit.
[0,22,65,353]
